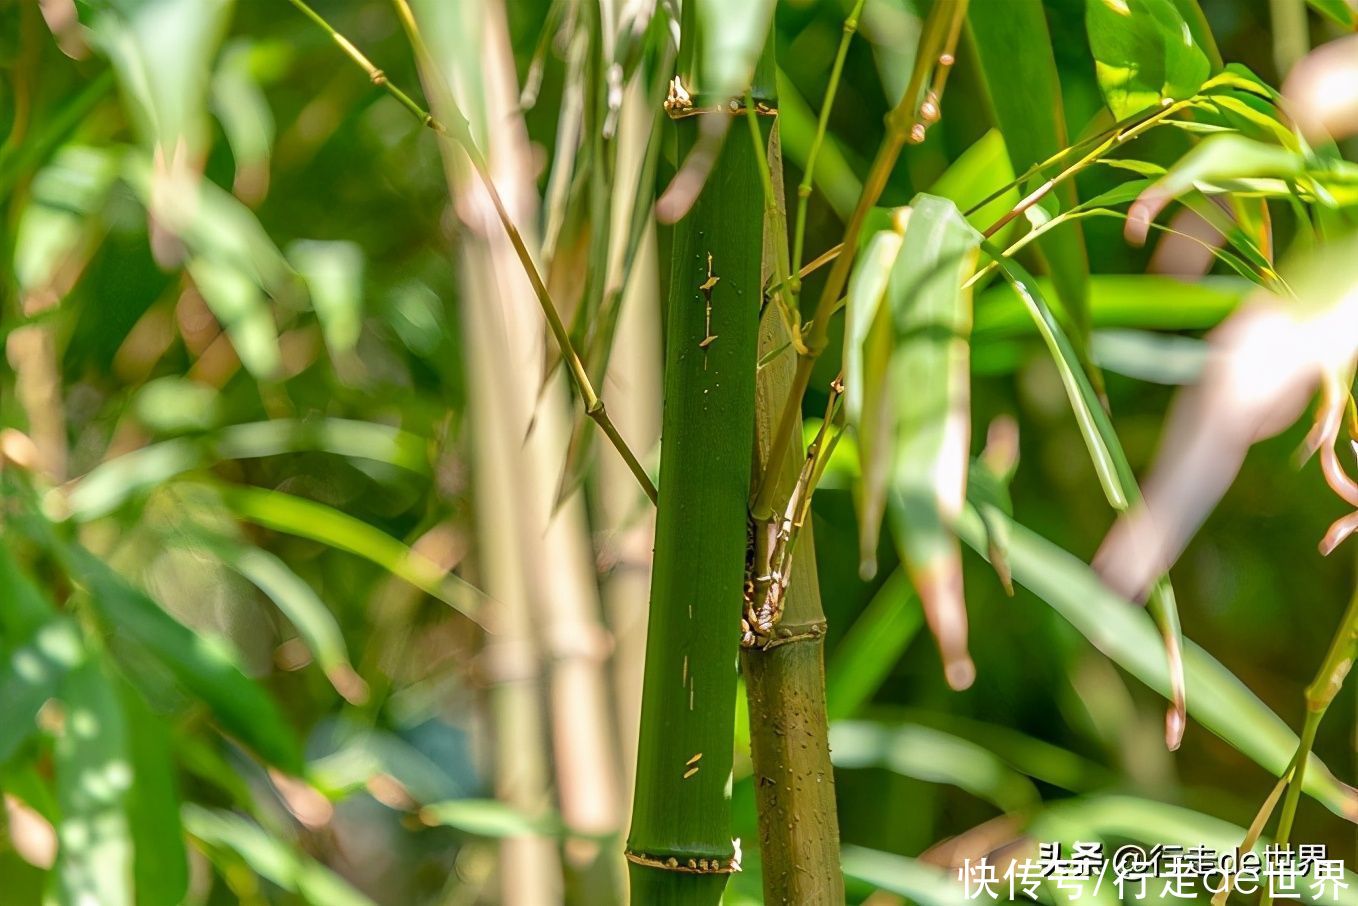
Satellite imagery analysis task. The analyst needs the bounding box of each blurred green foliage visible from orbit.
[4,0,1358,904]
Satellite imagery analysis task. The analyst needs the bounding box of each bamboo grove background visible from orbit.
[5,0,1358,903]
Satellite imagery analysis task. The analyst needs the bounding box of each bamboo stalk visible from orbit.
[401,2,626,901]
[625,30,770,906]
[742,123,842,902]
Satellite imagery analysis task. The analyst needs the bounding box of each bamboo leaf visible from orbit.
[0,618,86,764]
[1086,0,1212,120]
[831,720,1041,814]
[842,846,972,906]
[182,805,376,906]
[120,685,189,906]
[75,0,232,156]
[64,418,428,521]
[981,247,1126,509]
[288,239,365,359]
[210,39,276,205]
[824,569,922,721]
[220,542,367,704]
[843,223,904,573]
[53,656,134,906]
[13,145,120,299]
[882,195,980,691]
[968,0,1091,336]
[956,505,1358,819]
[419,799,564,838]
[218,485,484,621]
[1126,135,1300,238]
[981,250,1188,743]
[63,544,304,773]
[1306,0,1358,27]
[928,129,1018,238]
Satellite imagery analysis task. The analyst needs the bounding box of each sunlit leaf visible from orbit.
[64,544,304,773]
[289,239,365,360]
[218,485,484,621]
[1086,0,1212,119]
[842,846,972,906]
[183,805,376,906]
[53,656,133,906]
[0,618,85,764]
[957,504,1358,819]
[63,418,428,521]
[419,799,564,838]
[843,222,904,571]
[220,543,366,704]
[211,39,276,205]
[13,145,120,301]
[831,720,1041,813]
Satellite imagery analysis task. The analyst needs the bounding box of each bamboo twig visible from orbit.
[751,0,969,522]
[791,0,868,285]
[285,0,657,506]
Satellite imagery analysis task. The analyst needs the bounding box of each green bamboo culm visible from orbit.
[741,123,844,903]
[625,22,772,906]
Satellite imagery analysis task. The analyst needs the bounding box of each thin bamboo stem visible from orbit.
[285,0,657,505]
[791,0,868,284]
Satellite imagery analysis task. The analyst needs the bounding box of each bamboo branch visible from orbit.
[285,0,657,506]
[751,0,969,523]
[791,0,868,285]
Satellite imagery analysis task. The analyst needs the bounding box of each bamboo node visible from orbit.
[625,848,741,874]
[663,75,779,120]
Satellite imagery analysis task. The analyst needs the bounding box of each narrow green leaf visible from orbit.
[1086,0,1212,120]
[843,223,904,572]
[13,145,120,297]
[218,485,483,620]
[221,543,366,704]
[928,129,1019,238]
[883,195,980,690]
[185,257,281,378]
[288,239,365,358]
[419,799,564,838]
[957,505,1358,820]
[0,619,86,764]
[183,805,376,906]
[120,686,188,906]
[53,656,133,906]
[1306,0,1358,28]
[824,569,922,721]
[1125,134,1305,245]
[981,251,1188,743]
[968,0,1091,336]
[831,720,1041,813]
[211,39,276,204]
[76,0,232,154]
[64,418,428,521]
[982,247,1126,509]
[64,545,304,773]
[841,846,972,906]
